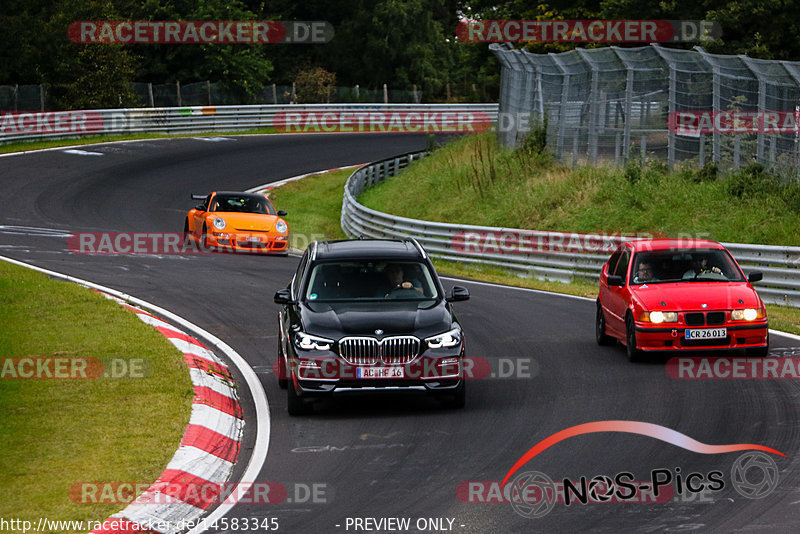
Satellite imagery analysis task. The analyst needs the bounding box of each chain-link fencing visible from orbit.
[0,82,425,111]
[491,43,800,177]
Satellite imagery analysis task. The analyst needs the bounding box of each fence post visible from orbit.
[272,83,277,104]
[176,80,182,107]
[666,64,676,169]
[206,80,212,106]
[733,136,741,169]
[623,69,633,163]
[147,83,154,107]
[39,84,45,111]
[699,134,706,166]
[383,83,388,104]
[640,135,647,166]
[13,84,18,111]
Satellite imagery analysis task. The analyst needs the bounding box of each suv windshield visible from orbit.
[630,248,745,285]
[305,260,439,301]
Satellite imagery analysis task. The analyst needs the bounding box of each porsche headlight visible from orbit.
[425,327,462,349]
[275,220,288,234]
[213,217,226,230]
[643,311,678,324]
[294,332,333,351]
[732,308,762,321]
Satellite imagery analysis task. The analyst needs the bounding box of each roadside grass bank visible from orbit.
[268,139,800,336]
[359,133,800,246]
[0,260,193,530]
[0,128,278,155]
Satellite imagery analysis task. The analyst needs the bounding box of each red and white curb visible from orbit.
[246,163,364,196]
[91,293,243,534]
[0,255,270,534]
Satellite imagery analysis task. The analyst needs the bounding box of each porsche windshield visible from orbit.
[630,249,745,285]
[305,261,439,302]
[213,195,273,214]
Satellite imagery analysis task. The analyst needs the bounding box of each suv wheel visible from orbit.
[277,336,287,389]
[287,375,312,415]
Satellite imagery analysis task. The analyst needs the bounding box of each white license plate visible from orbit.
[356,367,404,379]
[242,236,261,242]
[685,328,727,340]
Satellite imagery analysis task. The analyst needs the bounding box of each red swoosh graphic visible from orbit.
[501,420,785,486]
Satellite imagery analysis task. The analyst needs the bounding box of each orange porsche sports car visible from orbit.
[184,191,289,254]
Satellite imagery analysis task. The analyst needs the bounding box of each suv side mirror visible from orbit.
[748,271,763,284]
[277,210,288,217]
[274,288,294,305]
[447,286,470,302]
[607,275,624,287]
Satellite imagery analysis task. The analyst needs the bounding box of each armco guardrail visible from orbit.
[341,151,800,308]
[0,103,499,144]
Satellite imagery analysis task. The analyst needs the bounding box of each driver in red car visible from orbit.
[633,260,656,283]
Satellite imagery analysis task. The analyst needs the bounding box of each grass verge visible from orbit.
[267,140,800,336]
[0,261,193,532]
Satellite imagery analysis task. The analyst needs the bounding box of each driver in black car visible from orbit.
[382,263,423,297]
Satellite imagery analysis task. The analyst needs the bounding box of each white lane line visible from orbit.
[0,254,270,534]
[191,137,233,142]
[0,225,73,237]
[62,149,104,156]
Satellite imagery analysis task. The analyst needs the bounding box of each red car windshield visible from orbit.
[630,249,745,285]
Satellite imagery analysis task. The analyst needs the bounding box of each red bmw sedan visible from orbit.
[596,239,769,361]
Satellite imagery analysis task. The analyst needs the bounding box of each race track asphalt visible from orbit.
[2,133,800,533]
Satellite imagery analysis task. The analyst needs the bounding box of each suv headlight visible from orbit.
[213,217,226,230]
[275,220,288,234]
[425,327,462,349]
[294,332,333,351]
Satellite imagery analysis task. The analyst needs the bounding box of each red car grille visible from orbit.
[684,311,726,326]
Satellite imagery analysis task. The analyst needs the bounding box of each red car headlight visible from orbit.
[731,308,764,321]
[641,311,678,324]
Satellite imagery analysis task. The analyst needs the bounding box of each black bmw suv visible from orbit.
[273,238,470,415]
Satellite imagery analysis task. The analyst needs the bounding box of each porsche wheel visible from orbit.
[596,301,615,346]
[183,219,192,246]
[626,315,642,362]
[201,224,212,251]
